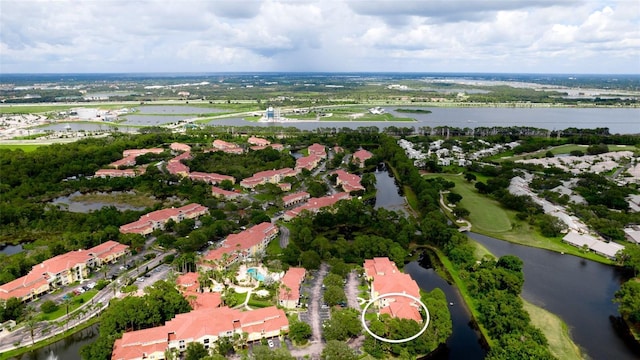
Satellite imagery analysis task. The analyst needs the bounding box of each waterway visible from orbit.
[12,324,98,360]
[405,260,486,360]
[373,167,405,212]
[50,191,147,213]
[206,107,640,134]
[376,168,485,359]
[469,232,640,360]
[374,168,639,359]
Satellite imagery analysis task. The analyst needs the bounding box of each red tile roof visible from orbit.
[190,172,235,184]
[202,222,277,264]
[240,168,297,188]
[295,154,322,171]
[112,306,288,360]
[248,136,270,146]
[282,192,310,206]
[170,143,191,152]
[123,148,164,157]
[334,170,365,192]
[279,267,306,301]
[284,192,350,220]
[353,149,373,164]
[211,186,241,198]
[89,240,129,261]
[120,204,208,234]
[364,257,421,322]
[308,143,326,157]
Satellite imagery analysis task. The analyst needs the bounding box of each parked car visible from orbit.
[267,339,275,348]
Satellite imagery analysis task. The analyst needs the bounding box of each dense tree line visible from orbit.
[80,281,190,360]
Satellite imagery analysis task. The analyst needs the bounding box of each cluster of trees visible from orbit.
[0,297,26,323]
[615,246,640,332]
[282,202,416,270]
[363,289,452,358]
[323,273,347,307]
[447,244,555,359]
[187,147,295,181]
[80,281,191,360]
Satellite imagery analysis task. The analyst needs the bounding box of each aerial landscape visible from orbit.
[0,1,639,360]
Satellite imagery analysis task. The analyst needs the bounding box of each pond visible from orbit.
[469,232,640,360]
[0,244,24,255]
[373,166,406,212]
[13,324,99,360]
[50,191,147,213]
[135,105,225,115]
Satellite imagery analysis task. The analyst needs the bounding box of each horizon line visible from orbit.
[1,71,639,76]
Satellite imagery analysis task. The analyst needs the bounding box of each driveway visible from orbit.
[345,270,360,310]
[279,225,290,248]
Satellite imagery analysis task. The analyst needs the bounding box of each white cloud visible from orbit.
[0,0,638,73]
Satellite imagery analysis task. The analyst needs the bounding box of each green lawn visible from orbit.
[425,173,614,264]
[425,174,512,233]
[266,238,283,256]
[0,144,43,152]
[523,298,583,359]
[38,290,99,321]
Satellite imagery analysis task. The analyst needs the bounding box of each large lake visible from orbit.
[207,107,640,134]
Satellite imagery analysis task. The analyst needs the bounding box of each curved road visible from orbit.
[0,251,174,354]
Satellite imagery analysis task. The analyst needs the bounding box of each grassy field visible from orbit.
[0,144,43,152]
[425,173,613,264]
[38,290,99,321]
[523,300,583,360]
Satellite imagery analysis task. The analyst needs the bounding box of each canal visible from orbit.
[375,167,639,359]
[469,232,640,360]
[11,324,98,360]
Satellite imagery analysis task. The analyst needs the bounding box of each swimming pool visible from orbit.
[247,267,265,281]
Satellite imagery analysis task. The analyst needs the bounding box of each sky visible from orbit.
[1,0,639,74]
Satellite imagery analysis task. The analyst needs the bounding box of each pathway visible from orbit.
[439,191,472,232]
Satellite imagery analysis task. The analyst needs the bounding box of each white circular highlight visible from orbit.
[360,292,430,343]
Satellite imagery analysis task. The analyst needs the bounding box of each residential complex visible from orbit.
[352,149,373,168]
[211,186,242,200]
[283,192,350,221]
[240,168,298,189]
[282,191,310,207]
[363,257,422,322]
[175,272,222,310]
[278,267,306,309]
[333,170,365,192]
[200,222,279,270]
[119,203,209,236]
[111,306,288,360]
[210,139,244,154]
[0,241,129,302]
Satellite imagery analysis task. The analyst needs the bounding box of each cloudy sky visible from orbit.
[1,0,639,74]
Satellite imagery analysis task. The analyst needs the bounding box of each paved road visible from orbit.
[309,264,328,343]
[345,271,360,310]
[0,251,174,353]
[279,225,290,249]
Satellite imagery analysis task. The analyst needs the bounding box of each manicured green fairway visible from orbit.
[424,173,614,263]
[425,174,512,233]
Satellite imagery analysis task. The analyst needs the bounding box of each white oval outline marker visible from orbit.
[360,292,430,343]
